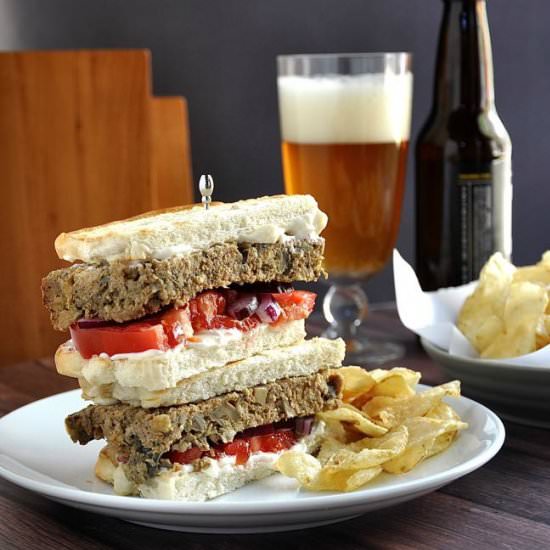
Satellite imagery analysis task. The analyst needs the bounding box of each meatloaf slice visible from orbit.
[42,239,325,331]
[66,371,341,485]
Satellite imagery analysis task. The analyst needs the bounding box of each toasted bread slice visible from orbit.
[55,194,327,263]
[65,336,345,408]
[56,319,307,391]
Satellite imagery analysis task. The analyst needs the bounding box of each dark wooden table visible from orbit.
[1,310,549,550]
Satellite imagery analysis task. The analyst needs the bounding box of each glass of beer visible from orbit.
[277,52,412,364]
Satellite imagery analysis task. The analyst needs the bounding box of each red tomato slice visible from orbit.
[189,291,227,331]
[70,322,168,359]
[165,424,298,467]
[272,290,316,325]
[249,431,297,454]
[221,439,250,465]
[166,447,204,465]
[70,306,192,358]
[208,314,261,332]
[248,436,263,453]
[70,289,315,359]
[159,307,193,347]
[264,432,297,453]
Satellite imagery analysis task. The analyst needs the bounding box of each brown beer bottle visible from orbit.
[415,0,512,290]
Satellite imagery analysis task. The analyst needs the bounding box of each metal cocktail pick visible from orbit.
[199,174,214,210]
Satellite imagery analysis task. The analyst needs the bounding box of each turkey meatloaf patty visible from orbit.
[42,239,325,331]
[66,371,342,485]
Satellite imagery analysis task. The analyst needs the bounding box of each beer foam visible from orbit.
[278,73,413,144]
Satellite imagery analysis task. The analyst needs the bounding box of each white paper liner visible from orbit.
[393,249,550,368]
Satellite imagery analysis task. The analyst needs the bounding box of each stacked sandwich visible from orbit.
[42,195,345,501]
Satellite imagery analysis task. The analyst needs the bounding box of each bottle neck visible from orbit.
[432,0,495,113]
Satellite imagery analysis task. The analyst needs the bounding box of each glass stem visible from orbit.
[322,283,369,349]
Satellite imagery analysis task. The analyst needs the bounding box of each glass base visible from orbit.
[323,324,405,366]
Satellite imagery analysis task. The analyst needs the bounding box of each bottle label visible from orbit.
[457,171,494,283]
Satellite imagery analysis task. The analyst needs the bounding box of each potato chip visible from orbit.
[363,381,461,429]
[513,264,550,287]
[429,430,459,456]
[540,315,550,348]
[457,250,550,358]
[368,373,419,399]
[319,418,349,443]
[275,451,383,492]
[316,435,349,464]
[336,366,376,402]
[536,317,550,349]
[342,467,384,491]
[324,425,408,471]
[369,368,421,389]
[350,424,408,452]
[276,428,405,491]
[276,451,321,485]
[481,281,547,358]
[276,368,466,493]
[466,314,504,355]
[382,442,428,474]
[318,404,387,436]
[311,466,383,492]
[382,417,466,474]
[340,367,420,408]
[457,252,514,353]
[403,417,466,449]
[539,251,550,268]
[360,395,399,416]
[425,401,461,422]
[308,468,354,491]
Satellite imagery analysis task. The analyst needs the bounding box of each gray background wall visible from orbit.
[1,0,548,302]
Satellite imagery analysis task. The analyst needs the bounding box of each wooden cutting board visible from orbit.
[0,50,193,364]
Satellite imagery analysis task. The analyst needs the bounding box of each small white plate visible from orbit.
[0,388,504,533]
[422,338,550,428]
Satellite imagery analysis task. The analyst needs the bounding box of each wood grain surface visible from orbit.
[0,309,548,550]
[0,50,193,366]
[151,97,194,209]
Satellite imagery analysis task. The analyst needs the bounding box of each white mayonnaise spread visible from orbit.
[103,328,243,361]
[177,421,325,478]
[112,422,326,498]
[145,211,326,261]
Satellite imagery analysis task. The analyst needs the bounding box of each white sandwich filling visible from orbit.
[102,421,326,501]
[150,217,325,261]
[56,319,307,392]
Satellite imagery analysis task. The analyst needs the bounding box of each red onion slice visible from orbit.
[295,416,314,437]
[76,318,114,329]
[226,293,259,320]
[256,294,282,323]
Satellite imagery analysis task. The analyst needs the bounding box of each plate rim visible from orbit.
[0,388,505,515]
[421,338,550,372]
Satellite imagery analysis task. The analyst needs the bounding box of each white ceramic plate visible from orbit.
[422,338,550,428]
[0,388,504,534]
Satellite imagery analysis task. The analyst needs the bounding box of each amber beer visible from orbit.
[278,73,412,276]
[282,141,408,275]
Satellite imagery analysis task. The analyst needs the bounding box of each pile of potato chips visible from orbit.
[457,252,550,358]
[276,367,467,492]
